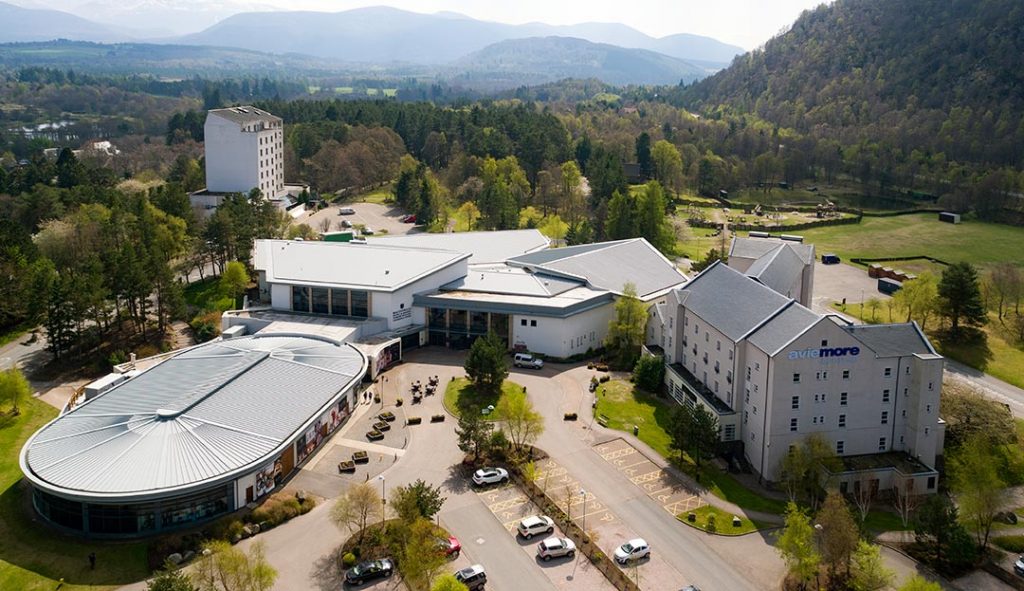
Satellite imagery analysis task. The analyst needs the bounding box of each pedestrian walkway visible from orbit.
[593,438,705,518]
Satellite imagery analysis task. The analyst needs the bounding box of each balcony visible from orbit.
[668,363,735,416]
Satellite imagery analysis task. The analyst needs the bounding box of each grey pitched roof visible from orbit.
[844,323,937,358]
[21,334,365,500]
[442,267,581,297]
[729,236,814,265]
[208,106,281,126]
[677,262,792,341]
[747,303,823,354]
[255,239,469,292]
[745,243,806,298]
[507,238,687,299]
[368,230,549,265]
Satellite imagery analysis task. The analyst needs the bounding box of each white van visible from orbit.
[514,353,543,369]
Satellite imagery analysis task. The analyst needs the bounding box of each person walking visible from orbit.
[88,552,96,570]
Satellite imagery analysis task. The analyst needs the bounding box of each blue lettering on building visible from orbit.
[787,346,860,361]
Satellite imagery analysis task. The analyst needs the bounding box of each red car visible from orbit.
[401,214,417,223]
[438,535,461,558]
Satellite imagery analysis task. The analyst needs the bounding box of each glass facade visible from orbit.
[330,288,349,316]
[292,286,309,312]
[425,308,511,350]
[311,287,329,314]
[32,483,233,537]
[350,290,369,318]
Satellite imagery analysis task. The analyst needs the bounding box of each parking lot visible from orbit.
[594,439,704,518]
[299,202,421,237]
[474,480,614,590]
[811,261,889,315]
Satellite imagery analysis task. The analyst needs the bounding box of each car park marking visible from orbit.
[594,438,706,518]
[489,497,529,512]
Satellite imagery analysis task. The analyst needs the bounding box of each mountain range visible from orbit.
[0,3,744,84]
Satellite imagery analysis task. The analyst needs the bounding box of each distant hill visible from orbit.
[0,0,125,43]
[451,37,707,87]
[178,6,743,67]
[681,0,1024,167]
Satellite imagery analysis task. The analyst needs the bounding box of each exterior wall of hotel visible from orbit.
[512,302,615,358]
[204,114,284,199]
[678,310,740,409]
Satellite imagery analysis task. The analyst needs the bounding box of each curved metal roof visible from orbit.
[21,334,366,501]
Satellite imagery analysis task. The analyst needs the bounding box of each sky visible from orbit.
[283,0,830,49]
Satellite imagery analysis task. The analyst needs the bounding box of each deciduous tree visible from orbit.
[431,574,469,591]
[667,403,719,474]
[390,479,446,523]
[455,411,494,461]
[605,282,648,369]
[815,490,860,582]
[949,435,1008,550]
[496,389,544,453]
[777,502,820,591]
[0,367,31,415]
[148,565,197,591]
[192,540,276,591]
[330,483,381,544]
[850,540,894,591]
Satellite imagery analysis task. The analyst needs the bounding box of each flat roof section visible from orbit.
[255,239,470,292]
[368,229,550,265]
[21,334,366,501]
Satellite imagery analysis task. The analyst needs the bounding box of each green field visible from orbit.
[0,398,149,590]
[730,185,920,212]
[676,505,770,535]
[794,214,1024,270]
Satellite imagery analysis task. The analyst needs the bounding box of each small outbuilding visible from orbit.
[821,253,841,265]
[878,277,903,295]
[939,212,961,224]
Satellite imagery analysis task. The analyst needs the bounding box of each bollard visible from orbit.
[633,425,639,436]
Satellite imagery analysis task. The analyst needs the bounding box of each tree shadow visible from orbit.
[935,327,993,371]
[310,544,347,591]
[442,463,473,496]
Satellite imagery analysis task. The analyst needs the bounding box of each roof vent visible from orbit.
[156,408,178,419]
[384,269,390,275]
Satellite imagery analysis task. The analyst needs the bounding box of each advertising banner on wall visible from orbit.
[296,397,352,464]
[253,460,282,499]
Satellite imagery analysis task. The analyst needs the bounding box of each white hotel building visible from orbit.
[650,237,944,494]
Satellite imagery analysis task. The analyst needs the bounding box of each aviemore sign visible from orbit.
[787,346,860,360]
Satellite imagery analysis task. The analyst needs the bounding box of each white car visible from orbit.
[472,467,509,486]
[614,538,650,564]
[1015,555,1024,576]
[536,536,576,561]
[361,227,375,235]
[338,207,355,215]
[513,353,543,369]
[516,515,554,539]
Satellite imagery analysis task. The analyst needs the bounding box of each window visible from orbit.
[705,332,709,342]
[291,285,310,313]
[521,319,527,326]
[727,370,733,383]
[723,424,736,441]
[900,435,905,443]
[729,349,734,360]
[745,389,750,403]
[840,392,848,406]
[884,367,892,377]
[716,340,721,350]
[836,441,845,455]
[330,288,349,316]
[753,405,757,415]
[746,366,751,380]
[881,411,889,425]
[927,476,936,489]
[842,369,850,380]
[926,404,931,413]
[350,290,369,318]
[821,339,828,347]
[882,389,891,403]
[812,416,817,424]
[744,411,748,424]
[793,373,801,383]
[902,410,906,417]
[928,382,933,391]
[714,381,719,393]
[816,371,828,381]
[530,320,537,327]
[311,287,329,314]
[755,362,760,371]
[878,437,887,451]
[925,427,930,435]
[754,384,758,392]
[791,395,800,410]
[838,414,846,427]
[694,324,698,334]
[714,361,720,373]
[790,418,798,432]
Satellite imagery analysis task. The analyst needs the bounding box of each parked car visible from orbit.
[517,515,554,539]
[513,352,543,370]
[614,538,650,564]
[344,558,394,585]
[401,214,417,223]
[361,227,375,235]
[536,536,576,561]
[472,467,509,486]
[1015,555,1024,576]
[338,207,355,215]
[438,535,461,558]
[681,586,702,591]
[340,219,353,228]
[454,564,487,590]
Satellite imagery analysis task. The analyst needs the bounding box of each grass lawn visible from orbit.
[443,378,523,420]
[183,277,223,309]
[797,214,1024,271]
[351,188,393,205]
[676,223,723,261]
[0,322,34,348]
[676,504,771,536]
[594,380,912,529]
[0,398,149,590]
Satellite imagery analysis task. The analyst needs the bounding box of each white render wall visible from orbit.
[205,113,285,199]
[512,303,615,358]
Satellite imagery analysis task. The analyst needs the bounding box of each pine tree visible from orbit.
[938,262,987,338]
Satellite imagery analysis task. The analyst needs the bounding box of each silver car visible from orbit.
[536,536,576,561]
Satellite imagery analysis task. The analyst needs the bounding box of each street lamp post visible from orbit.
[380,376,387,408]
[378,475,386,524]
[580,488,587,533]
